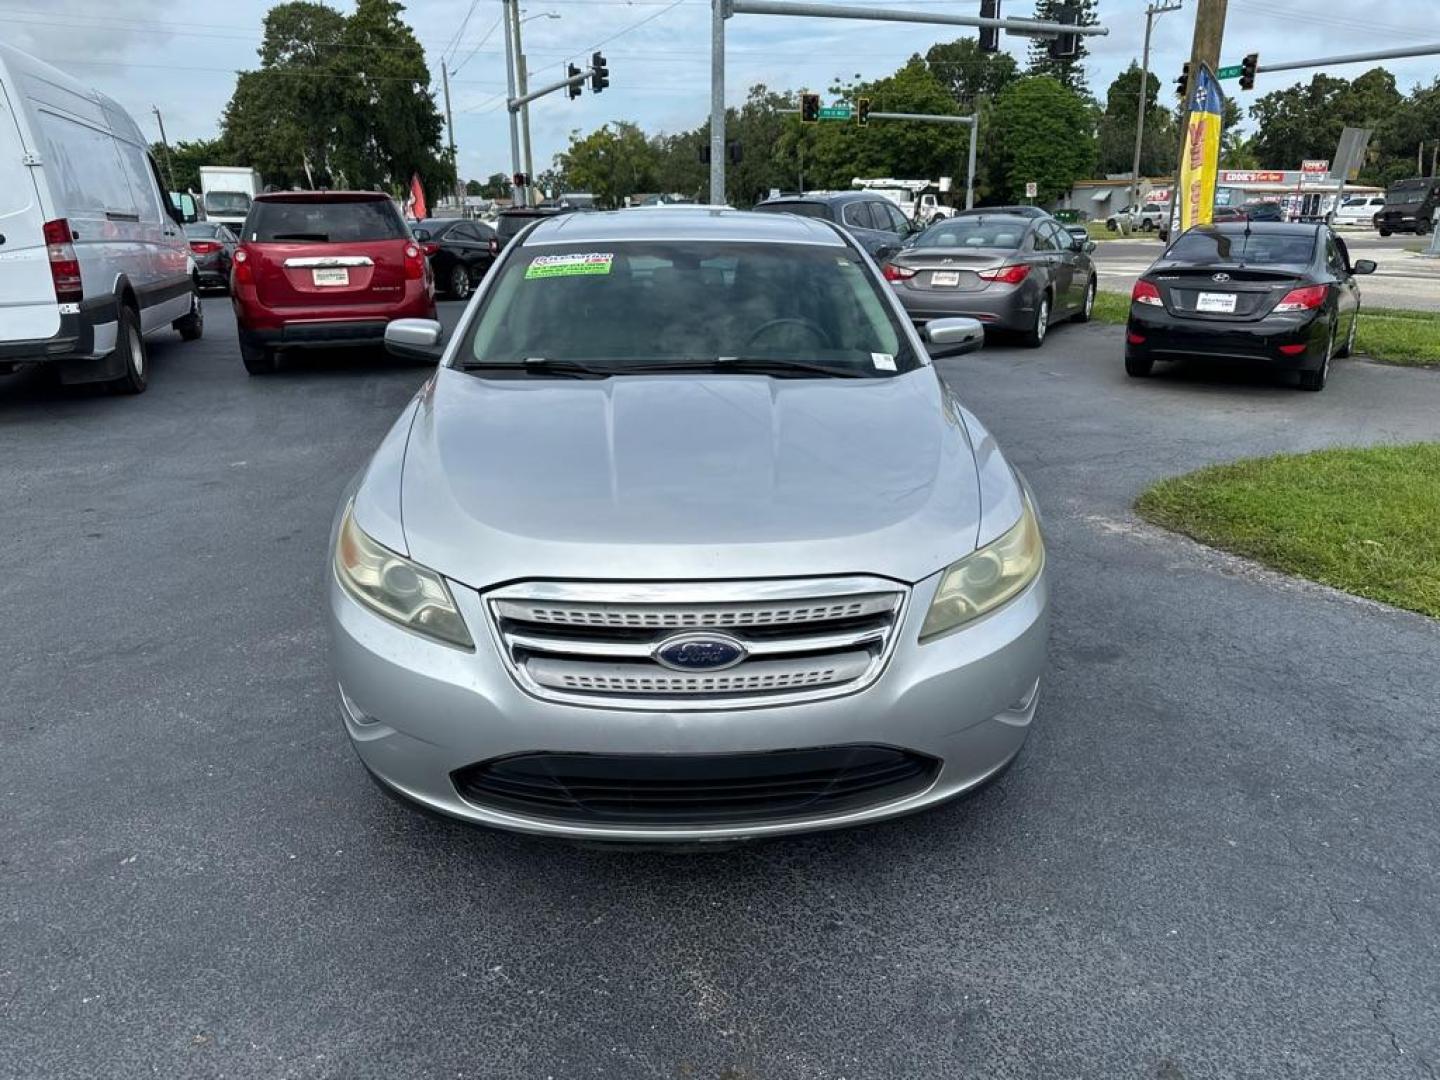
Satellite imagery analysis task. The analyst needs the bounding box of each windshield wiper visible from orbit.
[458,357,612,378]
[618,356,872,378]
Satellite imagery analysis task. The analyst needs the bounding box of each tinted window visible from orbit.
[841,202,876,230]
[116,143,160,223]
[1031,224,1058,251]
[454,224,485,242]
[184,222,222,238]
[465,241,915,374]
[878,202,910,232]
[36,112,136,217]
[913,218,1026,249]
[754,201,830,220]
[245,198,407,243]
[1166,230,1317,266]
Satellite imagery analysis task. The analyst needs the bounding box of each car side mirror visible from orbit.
[385,318,444,361]
[1352,259,1377,275]
[412,228,432,242]
[922,317,984,358]
[1084,239,1097,253]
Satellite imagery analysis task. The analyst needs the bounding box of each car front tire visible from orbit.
[1074,277,1097,323]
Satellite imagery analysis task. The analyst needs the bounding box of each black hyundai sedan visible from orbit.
[1125,222,1375,391]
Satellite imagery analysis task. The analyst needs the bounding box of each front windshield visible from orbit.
[205,191,252,214]
[913,218,1026,249]
[1387,186,1424,206]
[460,241,916,375]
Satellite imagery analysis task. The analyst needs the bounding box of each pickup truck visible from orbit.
[1106,203,1167,232]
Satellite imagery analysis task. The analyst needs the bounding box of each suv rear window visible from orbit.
[244,198,408,243]
[754,202,829,220]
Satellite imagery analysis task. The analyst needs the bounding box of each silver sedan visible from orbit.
[883,213,1098,346]
[328,207,1049,842]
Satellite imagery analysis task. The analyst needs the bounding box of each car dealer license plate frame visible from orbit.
[1196,291,1237,314]
[931,271,961,287]
[312,268,350,287]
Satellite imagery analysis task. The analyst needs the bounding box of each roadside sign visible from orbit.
[1301,159,1329,174]
[1216,64,1244,79]
[1220,170,1285,183]
[1025,181,1038,198]
[818,106,852,121]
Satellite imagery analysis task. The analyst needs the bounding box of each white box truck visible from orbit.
[199,165,263,231]
[0,42,203,393]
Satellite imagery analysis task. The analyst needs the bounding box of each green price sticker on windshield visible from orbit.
[525,253,614,279]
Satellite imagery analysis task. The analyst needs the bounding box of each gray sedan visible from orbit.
[883,214,1098,346]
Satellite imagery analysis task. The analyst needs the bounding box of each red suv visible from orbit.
[231,191,436,374]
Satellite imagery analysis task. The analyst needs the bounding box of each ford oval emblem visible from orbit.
[653,633,747,672]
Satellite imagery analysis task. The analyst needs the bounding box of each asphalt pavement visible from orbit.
[1090,230,1440,311]
[3,300,1439,1079]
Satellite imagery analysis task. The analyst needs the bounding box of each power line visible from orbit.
[450,12,505,77]
[438,0,484,68]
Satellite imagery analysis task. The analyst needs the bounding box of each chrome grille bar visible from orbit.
[485,577,908,711]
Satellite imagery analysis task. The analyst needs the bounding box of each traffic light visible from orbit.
[800,92,820,124]
[590,52,609,93]
[566,63,582,100]
[1239,52,1258,91]
[856,97,871,127]
[979,0,1000,54]
[1047,3,1078,61]
[1175,61,1191,103]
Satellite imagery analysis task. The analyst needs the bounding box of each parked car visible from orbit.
[1106,202,1167,232]
[184,221,238,293]
[328,207,1048,842]
[1331,194,1385,227]
[0,43,203,393]
[412,217,497,300]
[881,213,1097,347]
[1240,201,1284,223]
[1125,222,1374,391]
[1211,206,1247,224]
[954,205,1053,220]
[495,205,574,252]
[1063,223,1090,247]
[753,191,917,261]
[230,191,436,374]
[1376,177,1440,236]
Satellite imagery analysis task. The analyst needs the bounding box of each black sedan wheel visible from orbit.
[448,266,472,300]
[1298,326,1334,392]
[1075,277,1097,323]
[1125,354,1154,378]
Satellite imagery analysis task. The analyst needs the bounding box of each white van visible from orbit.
[0,43,202,393]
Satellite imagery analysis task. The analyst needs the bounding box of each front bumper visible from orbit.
[328,568,1050,842]
[1125,305,1328,369]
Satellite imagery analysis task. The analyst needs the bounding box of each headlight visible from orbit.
[334,505,473,649]
[920,496,1044,640]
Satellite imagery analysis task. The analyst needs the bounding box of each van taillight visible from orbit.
[43,218,83,304]
[404,242,426,281]
[233,247,253,285]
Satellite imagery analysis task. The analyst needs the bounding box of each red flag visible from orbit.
[408,173,428,221]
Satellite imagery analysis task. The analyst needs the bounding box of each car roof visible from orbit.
[759,191,880,206]
[522,207,849,247]
[927,212,1033,227]
[957,206,1050,218]
[253,190,391,203]
[1189,221,1321,235]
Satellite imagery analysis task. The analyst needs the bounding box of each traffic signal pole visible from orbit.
[502,0,524,207]
[709,0,1109,206]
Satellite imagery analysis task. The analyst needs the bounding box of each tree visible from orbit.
[221,0,451,194]
[150,137,233,193]
[986,76,1096,203]
[1027,0,1097,97]
[554,122,659,206]
[924,37,1018,110]
[1095,62,1175,176]
[1250,68,1400,172]
[477,172,511,198]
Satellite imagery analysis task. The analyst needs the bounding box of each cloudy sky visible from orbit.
[3,0,1435,183]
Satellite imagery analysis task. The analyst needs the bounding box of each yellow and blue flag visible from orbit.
[1178,67,1223,232]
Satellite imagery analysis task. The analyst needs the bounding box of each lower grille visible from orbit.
[452,746,939,826]
[485,577,908,710]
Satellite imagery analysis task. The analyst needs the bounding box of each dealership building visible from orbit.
[1058,170,1384,221]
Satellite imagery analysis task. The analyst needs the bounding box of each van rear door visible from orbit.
[0,79,59,343]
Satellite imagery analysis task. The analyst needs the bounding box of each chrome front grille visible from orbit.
[486,578,907,710]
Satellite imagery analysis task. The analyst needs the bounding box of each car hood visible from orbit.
[395,367,984,589]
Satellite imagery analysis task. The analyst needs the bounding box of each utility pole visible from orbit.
[511,2,535,207]
[1130,1,1182,214]
[1183,0,1227,102]
[501,0,524,207]
[441,66,460,208]
[151,106,175,192]
[709,0,727,204]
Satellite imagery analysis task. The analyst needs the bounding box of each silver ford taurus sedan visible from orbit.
[327,207,1049,842]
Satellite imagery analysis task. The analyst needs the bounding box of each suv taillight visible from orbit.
[233,247,253,285]
[43,218,83,303]
[404,242,426,281]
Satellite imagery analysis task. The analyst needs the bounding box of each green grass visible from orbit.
[1136,444,1440,618]
[1083,221,1151,241]
[1091,292,1440,368]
